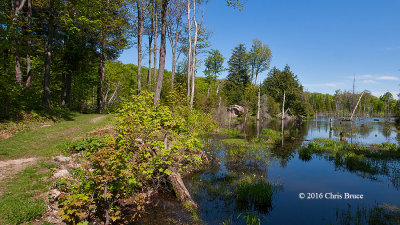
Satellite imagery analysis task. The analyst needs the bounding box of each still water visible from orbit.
[186,118,400,224]
[138,118,400,224]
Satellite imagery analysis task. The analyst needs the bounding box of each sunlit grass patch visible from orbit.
[0,162,53,224]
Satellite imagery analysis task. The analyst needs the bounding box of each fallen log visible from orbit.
[163,133,197,209]
[167,167,197,209]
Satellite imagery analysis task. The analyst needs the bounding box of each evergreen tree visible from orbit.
[223,44,250,104]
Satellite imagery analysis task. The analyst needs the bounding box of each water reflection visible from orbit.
[188,118,400,224]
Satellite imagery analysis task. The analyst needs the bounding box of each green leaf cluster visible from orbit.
[58,90,217,224]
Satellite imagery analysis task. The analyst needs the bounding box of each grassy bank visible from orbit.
[0,113,112,160]
[0,113,113,224]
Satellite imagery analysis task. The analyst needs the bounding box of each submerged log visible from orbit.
[167,167,197,208]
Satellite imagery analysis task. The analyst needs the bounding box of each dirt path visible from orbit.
[0,157,38,182]
[90,115,105,124]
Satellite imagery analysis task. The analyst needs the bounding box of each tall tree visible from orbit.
[189,0,198,108]
[249,38,272,85]
[167,0,185,89]
[186,0,192,99]
[152,0,159,90]
[223,44,249,104]
[135,0,150,91]
[204,49,224,97]
[153,0,169,104]
[42,0,55,109]
[94,0,131,113]
[227,44,249,85]
[262,65,309,116]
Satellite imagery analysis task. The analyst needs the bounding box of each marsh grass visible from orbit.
[236,180,273,212]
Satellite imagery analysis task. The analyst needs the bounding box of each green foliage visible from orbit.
[249,39,272,84]
[236,181,272,210]
[204,49,225,84]
[59,90,217,224]
[0,0,131,117]
[261,128,280,136]
[66,137,103,153]
[262,65,310,116]
[380,142,398,151]
[224,44,250,105]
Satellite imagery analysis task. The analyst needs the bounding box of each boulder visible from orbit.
[227,105,245,117]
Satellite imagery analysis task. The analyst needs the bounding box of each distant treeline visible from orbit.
[305,91,397,117]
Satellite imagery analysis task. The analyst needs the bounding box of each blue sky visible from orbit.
[118,0,400,98]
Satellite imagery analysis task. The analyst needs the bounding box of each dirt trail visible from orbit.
[90,115,105,124]
[0,157,38,182]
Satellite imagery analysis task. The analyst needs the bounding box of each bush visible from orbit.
[59,90,217,224]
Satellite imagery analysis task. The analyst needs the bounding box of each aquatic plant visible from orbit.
[335,203,400,225]
[235,180,273,213]
[380,142,398,151]
[240,210,261,225]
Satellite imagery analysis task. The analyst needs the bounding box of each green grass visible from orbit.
[0,161,54,224]
[0,113,113,224]
[0,113,113,160]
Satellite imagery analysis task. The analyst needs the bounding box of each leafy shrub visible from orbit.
[59,90,217,224]
[66,137,103,153]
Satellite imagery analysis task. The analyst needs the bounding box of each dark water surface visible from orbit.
[185,118,400,225]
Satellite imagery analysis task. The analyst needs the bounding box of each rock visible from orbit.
[53,169,70,178]
[53,155,71,163]
[48,189,61,201]
[227,105,245,117]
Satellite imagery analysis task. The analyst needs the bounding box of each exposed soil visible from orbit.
[90,115,105,124]
[0,157,39,183]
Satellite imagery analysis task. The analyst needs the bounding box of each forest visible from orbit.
[1,0,400,224]
[1,0,398,120]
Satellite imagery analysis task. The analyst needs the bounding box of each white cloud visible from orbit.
[376,76,399,81]
[362,79,377,84]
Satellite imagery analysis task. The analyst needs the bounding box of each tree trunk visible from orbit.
[281,90,285,120]
[167,167,197,208]
[257,87,260,120]
[136,0,144,91]
[148,34,152,89]
[61,73,72,108]
[25,0,32,89]
[186,0,192,99]
[216,80,221,94]
[350,92,364,121]
[152,1,158,91]
[207,82,210,98]
[42,0,55,109]
[10,0,26,87]
[14,44,22,87]
[97,33,106,113]
[153,0,169,105]
[189,1,197,108]
[218,96,221,114]
[171,22,180,90]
